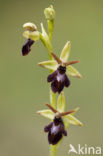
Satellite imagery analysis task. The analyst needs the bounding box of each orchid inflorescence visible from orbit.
[21,4,83,156]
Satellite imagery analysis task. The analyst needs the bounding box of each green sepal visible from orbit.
[60,41,71,62]
[37,109,55,120]
[66,65,82,78]
[64,114,83,126]
[38,60,58,71]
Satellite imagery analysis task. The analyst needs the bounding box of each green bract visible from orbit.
[40,23,52,58]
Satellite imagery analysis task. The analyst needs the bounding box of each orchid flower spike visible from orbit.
[37,93,83,145]
[38,41,82,93]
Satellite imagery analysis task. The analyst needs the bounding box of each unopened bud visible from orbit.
[44,5,55,21]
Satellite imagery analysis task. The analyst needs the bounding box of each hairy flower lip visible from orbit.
[47,64,70,94]
[57,65,66,74]
[22,38,34,56]
[44,116,67,145]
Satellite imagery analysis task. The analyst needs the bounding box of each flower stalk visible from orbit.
[50,145,58,156]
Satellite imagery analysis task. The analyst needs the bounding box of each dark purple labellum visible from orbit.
[47,65,70,94]
[44,117,67,145]
[22,39,34,56]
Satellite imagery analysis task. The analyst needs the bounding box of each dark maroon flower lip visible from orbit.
[22,38,34,56]
[57,65,66,74]
[44,116,67,145]
[47,65,70,94]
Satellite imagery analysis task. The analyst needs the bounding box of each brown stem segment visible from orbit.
[51,52,62,64]
[60,109,76,116]
[45,103,57,113]
[64,60,80,66]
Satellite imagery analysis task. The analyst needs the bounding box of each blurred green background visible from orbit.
[0,0,103,155]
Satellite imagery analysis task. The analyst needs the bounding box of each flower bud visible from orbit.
[44,5,55,21]
[23,22,37,31]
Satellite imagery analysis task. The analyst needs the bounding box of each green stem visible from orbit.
[48,20,56,110]
[40,32,56,109]
[50,145,57,156]
[40,18,57,156]
[50,87,56,109]
[48,21,57,156]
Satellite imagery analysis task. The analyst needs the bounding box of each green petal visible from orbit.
[37,109,55,120]
[66,65,82,78]
[60,41,71,62]
[38,60,58,70]
[57,92,65,113]
[64,114,83,126]
[23,30,40,41]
